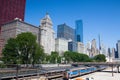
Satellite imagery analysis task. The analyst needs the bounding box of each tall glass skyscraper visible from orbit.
[57,23,75,41]
[75,20,83,42]
[57,23,77,52]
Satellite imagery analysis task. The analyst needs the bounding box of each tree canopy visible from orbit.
[2,32,45,65]
[2,38,19,64]
[93,54,106,62]
[63,51,92,63]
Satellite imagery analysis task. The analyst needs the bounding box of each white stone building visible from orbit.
[85,42,91,56]
[40,13,55,54]
[55,38,68,56]
[0,13,55,56]
[0,18,39,57]
[77,42,84,54]
[91,39,97,57]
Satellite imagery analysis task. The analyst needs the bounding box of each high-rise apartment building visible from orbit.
[75,20,83,42]
[0,0,26,27]
[57,23,75,41]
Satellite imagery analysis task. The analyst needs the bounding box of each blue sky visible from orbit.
[25,0,120,48]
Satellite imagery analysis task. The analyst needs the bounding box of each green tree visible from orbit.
[45,55,51,63]
[50,51,59,63]
[93,54,106,62]
[33,44,45,64]
[57,56,61,63]
[16,32,37,64]
[2,32,45,65]
[2,38,19,64]
[63,51,92,63]
[63,51,72,63]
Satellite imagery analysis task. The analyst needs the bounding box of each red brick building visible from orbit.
[0,0,26,31]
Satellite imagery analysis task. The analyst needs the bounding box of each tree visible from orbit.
[93,54,106,62]
[16,32,37,64]
[50,51,59,63]
[63,51,92,63]
[57,56,61,63]
[33,44,45,64]
[45,55,51,63]
[63,51,72,63]
[2,38,19,64]
[2,32,45,65]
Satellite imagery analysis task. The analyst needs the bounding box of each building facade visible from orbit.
[40,13,55,54]
[75,20,83,42]
[0,13,55,57]
[57,23,75,41]
[117,40,120,58]
[0,19,39,57]
[77,42,84,53]
[55,38,68,56]
[91,39,97,57]
[68,41,77,52]
[0,0,26,28]
[85,42,91,56]
[111,48,115,59]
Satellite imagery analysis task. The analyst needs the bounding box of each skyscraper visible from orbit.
[57,23,75,41]
[0,0,26,27]
[115,43,119,58]
[91,39,97,57]
[98,34,101,53]
[75,20,83,42]
[116,40,120,58]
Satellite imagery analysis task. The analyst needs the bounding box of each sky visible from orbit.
[25,0,120,48]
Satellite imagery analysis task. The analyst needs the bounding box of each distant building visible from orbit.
[116,40,120,58]
[77,42,84,53]
[107,47,116,62]
[112,48,115,59]
[85,42,91,56]
[91,39,97,57]
[68,41,77,52]
[57,23,75,41]
[0,0,26,31]
[108,48,111,57]
[40,13,55,54]
[115,43,118,58]
[55,38,68,56]
[75,20,83,42]
[100,43,107,56]
[115,51,118,58]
